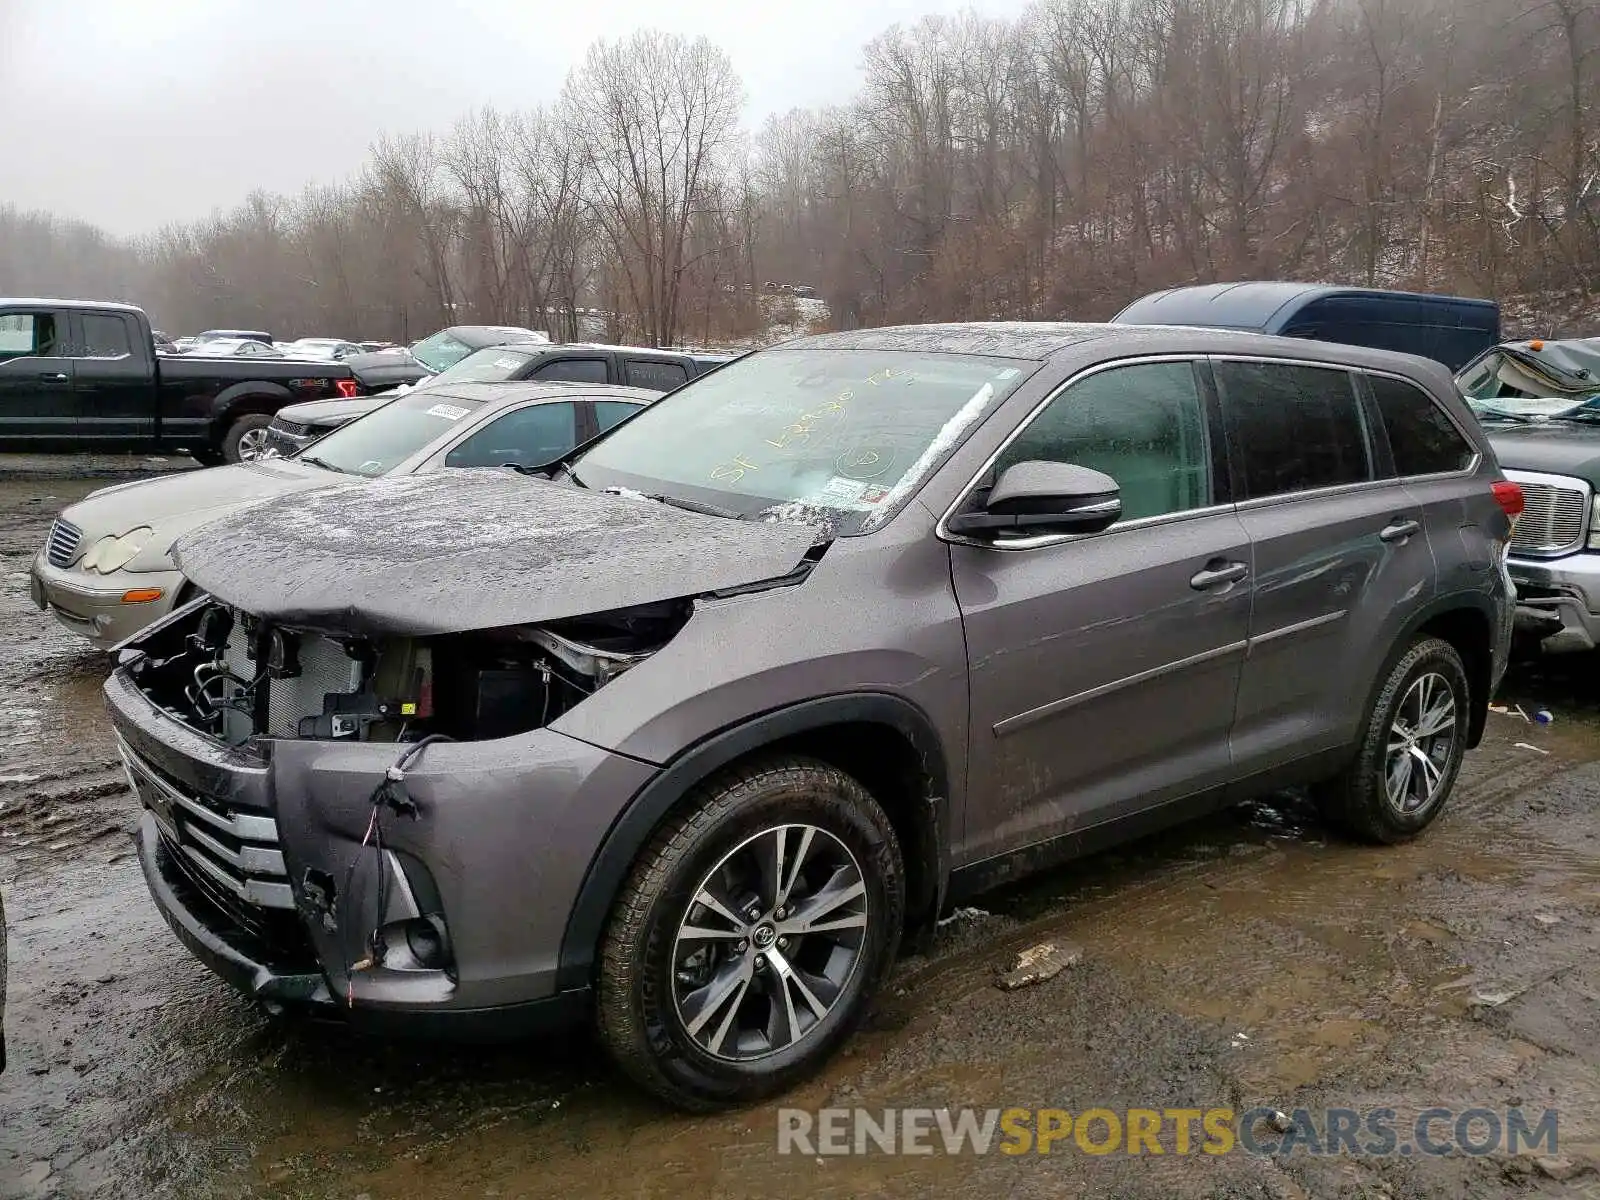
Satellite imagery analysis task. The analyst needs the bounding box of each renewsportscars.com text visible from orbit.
[777,1106,1559,1158]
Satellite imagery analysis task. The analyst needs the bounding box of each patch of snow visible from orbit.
[756,501,838,545]
[859,382,997,530]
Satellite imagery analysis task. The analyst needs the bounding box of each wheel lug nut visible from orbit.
[778,936,789,949]
[736,940,748,953]
[755,954,766,968]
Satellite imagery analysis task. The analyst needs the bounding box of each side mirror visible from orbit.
[946,461,1121,537]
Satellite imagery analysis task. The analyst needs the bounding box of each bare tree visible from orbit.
[563,31,743,346]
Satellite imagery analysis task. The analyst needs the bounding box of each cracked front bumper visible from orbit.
[106,663,656,1036]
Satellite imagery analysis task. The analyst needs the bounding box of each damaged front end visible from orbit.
[125,596,688,747]
[105,471,823,1026]
[109,594,689,1025]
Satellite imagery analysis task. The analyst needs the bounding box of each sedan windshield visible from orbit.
[408,330,475,374]
[425,346,542,387]
[571,348,1035,534]
[297,392,486,477]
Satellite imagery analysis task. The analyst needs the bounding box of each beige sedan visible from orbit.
[30,381,653,649]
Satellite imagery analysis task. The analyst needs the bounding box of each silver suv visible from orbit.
[104,323,1518,1110]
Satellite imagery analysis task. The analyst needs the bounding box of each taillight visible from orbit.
[335,379,360,398]
[1492,480,1525,520]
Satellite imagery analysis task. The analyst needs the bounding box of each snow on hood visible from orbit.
[170,470,821,637]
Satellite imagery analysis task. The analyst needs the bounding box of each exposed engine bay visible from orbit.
[125,598,689,745]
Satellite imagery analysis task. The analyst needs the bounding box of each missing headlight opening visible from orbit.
[125,598,688,745]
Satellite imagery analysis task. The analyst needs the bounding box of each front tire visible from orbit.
[597,756,904,1111]
[221,414,273,463]
[1315,635,1470,844]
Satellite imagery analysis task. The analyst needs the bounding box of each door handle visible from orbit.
[1379,518,1421,543]
[38,372,68,381]
[1190,560,1249,590]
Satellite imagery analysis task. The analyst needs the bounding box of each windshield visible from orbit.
[408,330,475,374]
[1456,350,1600,419]
[297,392,486,477]
[571,348,1035,534]
[425,346,541,387]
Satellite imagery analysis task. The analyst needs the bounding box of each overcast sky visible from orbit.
[0,0,1030,238]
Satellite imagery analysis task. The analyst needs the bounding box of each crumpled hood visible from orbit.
[171,471,821,636]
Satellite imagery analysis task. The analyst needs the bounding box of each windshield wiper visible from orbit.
[297,455,350,474]
[599,485,742,520]
[648,493,744,520]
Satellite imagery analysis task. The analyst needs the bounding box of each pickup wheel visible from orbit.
[1314,636,1470,844]
[597,756,904,1111]
[221,413,273,463]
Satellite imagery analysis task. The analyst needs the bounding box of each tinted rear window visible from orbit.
[626,358,689,391]
[1367,374,1475,475]
[1216,361,1373,499]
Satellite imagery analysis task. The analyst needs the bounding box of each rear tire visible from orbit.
[221,414,273,463]
[597,756,904,1111]
[1315,636,1470,844]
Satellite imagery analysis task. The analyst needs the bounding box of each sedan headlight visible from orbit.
[80,527,154,574]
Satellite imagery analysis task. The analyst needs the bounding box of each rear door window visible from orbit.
[1366,374,1476,476]
[625,358,689,391]
[533,357,608,384]
[594,400,643,434]
[444,402,579,468]
[80,313,134,359]
[1214,361,1374,499]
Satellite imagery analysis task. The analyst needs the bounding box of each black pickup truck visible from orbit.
[0,299,365,463]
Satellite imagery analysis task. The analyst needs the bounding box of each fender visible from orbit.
[209,380,295,437]
[555,692,953,990]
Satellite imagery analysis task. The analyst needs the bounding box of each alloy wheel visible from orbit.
[1384,671,1457,815]
[236,427,270,460]
[671,823,869,1062]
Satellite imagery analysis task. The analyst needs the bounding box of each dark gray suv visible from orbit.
[104,323,1518,1110]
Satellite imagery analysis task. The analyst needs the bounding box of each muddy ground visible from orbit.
[1,460,1598,1200]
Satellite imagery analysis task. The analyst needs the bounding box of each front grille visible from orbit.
[46,518,81,568]
[1507,473,1590,555]
[271,418,307,437]
[117,736,294,914]
[221,619,362,741]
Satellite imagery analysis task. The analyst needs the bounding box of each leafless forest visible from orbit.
[3,0,1598,346]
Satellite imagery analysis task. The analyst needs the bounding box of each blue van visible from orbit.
[1112,282,1500,371]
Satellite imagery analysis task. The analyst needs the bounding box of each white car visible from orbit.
[282,338,363,361]
[31,382,655,649]
[184,338,284,359]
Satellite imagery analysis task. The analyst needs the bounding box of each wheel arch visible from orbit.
[209,383,293,446]
[556,693,953,991]
[1389,593,1498,749]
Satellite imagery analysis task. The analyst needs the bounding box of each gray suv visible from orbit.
[104,323,1517,1110]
